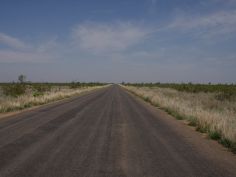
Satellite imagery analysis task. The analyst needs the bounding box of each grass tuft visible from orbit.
[209,131,221,140]
[187,116,198,126]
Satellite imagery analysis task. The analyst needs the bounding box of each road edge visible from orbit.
[120,85,236,155]
[0,86,109,120]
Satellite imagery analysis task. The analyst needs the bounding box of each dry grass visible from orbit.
[0,86,105,113]
[124,86,236,152]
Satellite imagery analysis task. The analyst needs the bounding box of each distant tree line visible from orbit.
[0,75,107,97]
[122,82,236,101]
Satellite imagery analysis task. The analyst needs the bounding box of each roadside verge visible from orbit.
[122,85,236,153]
[0,85,108,119]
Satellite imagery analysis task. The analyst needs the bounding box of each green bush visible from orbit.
[2,84,26,97]
[70,82,81,89]
[33,84,51,93]
[209,131,221,140]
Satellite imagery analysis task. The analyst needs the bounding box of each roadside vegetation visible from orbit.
[122,83,236,153]
[0,75,107,113]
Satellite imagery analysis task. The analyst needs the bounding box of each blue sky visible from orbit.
[0,0,236,83]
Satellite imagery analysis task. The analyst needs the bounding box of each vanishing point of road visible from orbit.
[0,85,236,177]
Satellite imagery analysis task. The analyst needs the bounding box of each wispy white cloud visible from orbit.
[72,22,150,54]
[167,10,236,38]
[211,0,236,5]
[0,50,54,63]
[0,33,60,63]
[0,23,152,63]
[0,32,29,50]
[36,37,60,53]
[151,0,157,5]
[0,12,235,65]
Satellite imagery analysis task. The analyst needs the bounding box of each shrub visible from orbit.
[70,82,81,89]
[33,84,51,93]
[2,84,26,97]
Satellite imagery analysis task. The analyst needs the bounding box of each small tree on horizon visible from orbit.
[18,74,26,83]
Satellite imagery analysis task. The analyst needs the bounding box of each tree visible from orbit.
[18,74,26,83]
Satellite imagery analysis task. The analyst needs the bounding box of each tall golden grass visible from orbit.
[124,86,236,151]
[0,86,105,113]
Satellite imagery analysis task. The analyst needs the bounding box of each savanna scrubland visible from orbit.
[0,81,106,113]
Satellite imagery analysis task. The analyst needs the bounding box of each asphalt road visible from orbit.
[0,85,236,177]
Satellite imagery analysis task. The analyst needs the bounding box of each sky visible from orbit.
[0,0,236,83]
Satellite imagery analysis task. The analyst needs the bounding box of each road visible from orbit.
[0,85,236,177]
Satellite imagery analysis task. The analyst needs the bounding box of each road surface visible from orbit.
[0,85,236,177]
